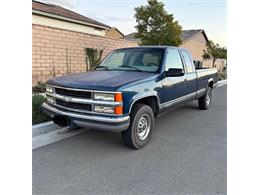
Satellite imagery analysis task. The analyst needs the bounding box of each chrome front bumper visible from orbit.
[42,103,130,132]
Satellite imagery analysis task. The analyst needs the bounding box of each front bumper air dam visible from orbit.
[41,103,130,132]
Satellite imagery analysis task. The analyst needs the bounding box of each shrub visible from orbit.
[32,81,46,93]
[84,48,104,71]
[32,94,50,125]
[218,70,227,80]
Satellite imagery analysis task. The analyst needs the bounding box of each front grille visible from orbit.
[55,88,92,99]
[56,99,92,111]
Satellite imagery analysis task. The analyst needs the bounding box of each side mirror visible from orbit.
[165,68,184,77]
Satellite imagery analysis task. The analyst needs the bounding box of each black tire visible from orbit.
[198,87,212,110]
[121,103,155,149]
[68,120,82,130]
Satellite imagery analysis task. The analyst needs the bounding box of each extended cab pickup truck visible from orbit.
[42,46,218,149]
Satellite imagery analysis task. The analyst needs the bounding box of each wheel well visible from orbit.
[208,81,214,88]
[130,96,159,116]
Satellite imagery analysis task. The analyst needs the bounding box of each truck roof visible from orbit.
[113,45,189,52]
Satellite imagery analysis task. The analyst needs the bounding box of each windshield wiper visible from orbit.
[117,65,144,72]
[95,66,110,70]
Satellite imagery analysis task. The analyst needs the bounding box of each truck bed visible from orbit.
[195,68,218,94]
[196,68,218,78]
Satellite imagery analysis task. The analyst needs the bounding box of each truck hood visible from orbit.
[47,70,157,91]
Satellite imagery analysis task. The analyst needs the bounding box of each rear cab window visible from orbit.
[181,50,195,73]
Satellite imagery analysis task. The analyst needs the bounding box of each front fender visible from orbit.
[124,91,160,114]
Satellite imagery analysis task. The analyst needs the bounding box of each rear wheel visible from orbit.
[121,103,154,149]
[198,87,212,110]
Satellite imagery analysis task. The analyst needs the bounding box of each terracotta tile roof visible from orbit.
[32,0,110,29]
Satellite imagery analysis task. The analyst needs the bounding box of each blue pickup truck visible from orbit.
[42,46,218,149]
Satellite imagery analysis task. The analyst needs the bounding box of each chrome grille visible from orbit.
[55,88,92,99]
[45,85,122,116]
[56,99,92,111]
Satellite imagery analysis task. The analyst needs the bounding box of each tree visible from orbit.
[134,0,182,46]
[202,41,227,68]
[84,48,104,71]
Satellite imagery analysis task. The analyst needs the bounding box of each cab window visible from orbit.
[165,49,184,71]
[181,51,194,73]
[103,52,125,68]
[99,48,164,72]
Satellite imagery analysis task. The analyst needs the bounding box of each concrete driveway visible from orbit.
[33,86,227,195]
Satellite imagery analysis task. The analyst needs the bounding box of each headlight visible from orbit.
[94,105,114,114]
[46,86,54,94]
[93,92,123,115]
[93,92,123,102]
[94,93,115,101]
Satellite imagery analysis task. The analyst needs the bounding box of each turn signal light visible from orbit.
[114,93,123,102]
[114,106,123,115]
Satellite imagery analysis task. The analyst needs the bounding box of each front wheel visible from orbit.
[198,87,212,110]
[121,104,154,149]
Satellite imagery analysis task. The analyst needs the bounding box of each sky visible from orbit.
[40,0,227,47]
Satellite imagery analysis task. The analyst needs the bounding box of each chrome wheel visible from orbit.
[137,114,151,141]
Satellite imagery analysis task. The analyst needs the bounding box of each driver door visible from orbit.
[160,49,188,105]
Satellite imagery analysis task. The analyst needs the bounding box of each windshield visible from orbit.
[96,48,164,73]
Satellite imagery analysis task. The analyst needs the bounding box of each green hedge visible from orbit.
[32,94,50,125]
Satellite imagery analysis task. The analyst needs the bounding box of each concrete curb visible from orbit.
[32,120,91,150]
[32,127,90,150]
[32,121,53,129]
[32,121,61,137]
[216,79,227,88]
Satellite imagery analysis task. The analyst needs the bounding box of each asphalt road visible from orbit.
[33,86,227,195]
